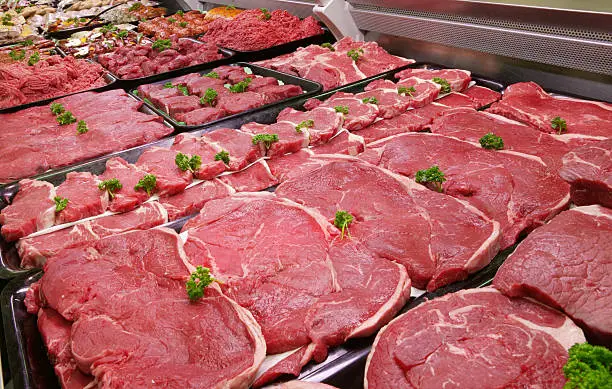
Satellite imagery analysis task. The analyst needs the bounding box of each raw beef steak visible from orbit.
[202,128,264,171]
[219,160,279,192]
[462,85,501,107]
[311,130,365,156]
[135,147,193,197]
[365,288,585,389]
[364,78,441,111]
[181,193,410,384]
[494,206,612,347]
[170,133,227,180]
[18,202,167,268]
[242,121,309,157]
[27,228,266,388]
[363,133,570,248]
[0,179,55,241]
[487,82,612,136]
[276,107,344,145]
[99,157,152,213]
[55,172,108,225]
[558,138,612,208]
[159,179,234,221]
[395,68,471,92]
[313,93,379,131]
[355,111,429,144]
[275,156,500,290]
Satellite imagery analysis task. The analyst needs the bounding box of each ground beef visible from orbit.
[202,9,323,51]
[0,55,107,109]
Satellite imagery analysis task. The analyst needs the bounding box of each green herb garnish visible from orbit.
[229,77,252,93]
[167,17,176,23]
[56,111,76,125]
[152,39,172,51]
[200,88,218,106]
[415,165,446,192]
[178,21,187,28]
[214,150,230,165]
[134,174,156,195]
[21,39,33,46]
[175,153,201,172]
[432,77,451,94]
[397,86,416,97]
[176,10,184,16]
[163,82,174,88]
[479,133,504,150]
[252,133,279,150]
[321,42,335,51]
[186,266,217,301]
[27,52,40,66]
[563,343,612,389]
[98,178,122,198]
[76,120,88,134]
[362,97,378,104]
[203,72,219,78]
[551,116,567,134]
[177,85,189,96]
[9,49,25,61]
[347,48,364,62]
[295,119,314,133]
[54,196,68,212]
[334,210,354,239]
[117,30,128,38]
[50,103,65,115]
[260,8,271,20]
[334,105,349,114]
[128,2,142,11]
[101,23,118,33]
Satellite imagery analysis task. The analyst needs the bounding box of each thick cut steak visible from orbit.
[27,228,266,388]
[18,202,167,268]
[99,157,151,213]
[202,128,264,171]
[487,82,612,136]
[275,157,500,290]
[363,133,570,248]
[395,68,471,92]
[170,133,227,180]
[430,108,602,173]
[276,107,344,145]
[365,288,585,389]
[181,193,410,384]
[55,172,108,225]
[242,122,309,157]
[316,94,380,131]
[494,206,612,347]
[0,179,55,241]
[462,85,501,107]
[159,179,234,221]
[363,78,441,111]
[135,147,193,197]
[355,111,429,144]
[558,138,612,208]
[311,130,365,156]
[219,160,279,192]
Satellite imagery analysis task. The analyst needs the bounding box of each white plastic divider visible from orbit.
[314,0,363,41]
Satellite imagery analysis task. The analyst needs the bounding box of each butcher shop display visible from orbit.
[0,3,610,389]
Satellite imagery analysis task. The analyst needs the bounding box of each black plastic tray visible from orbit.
[130,62,323,131]
[93,37,235,88]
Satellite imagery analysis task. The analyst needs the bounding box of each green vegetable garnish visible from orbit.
[203,72,219,78]
[252,133,279,150]
[260,8,271,20]
[27,52,40,66]
[432,77,451,94]
[179,21,187,28]
[152,39,172,51]
[15,6,24,13]
[21,39,33,46]
[98,178,122,198]
[128,2,142,11]
[175,153,201,172]
[56,111,76,125]
[177,85,189,96]
[54,196,68,212]
[101,24,118,33]
[415,165,446,192]
[134,174,157,195]
[214,150,230,165]
[76,120,88,134]
[163,82,174,88]
[551,116,567,134]
[397,86,416,97]
[334,105,349,114]
[9,49,25,61]
[117,30,128,38]
[321,42,335,51]
[200,88,218,106]
[229,78,252,93]
[479,133,504,150]
[295,119,314,133]
[186,266,217,301]
[563,343,612,389]
[347,48,364,62]
[50,103,65,115]
[176,10,184,16]
[167,17,176,23]
[362,97,378,104]
[133,90,139,96]
[334,210,354,239]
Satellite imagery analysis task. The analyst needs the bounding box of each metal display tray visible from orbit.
[129,62,323,131]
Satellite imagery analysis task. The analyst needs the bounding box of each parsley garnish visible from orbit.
[152,39,172,51]
[200,88,218,106]
[76,120,88,134]
[101,24,117,33]
[214,150,230,165]
[186,266,217,301]
[54,196,68,212]
[260,8,271,20]
[252,133,279,150]
[175,153,201,172]
[347,48,364,62]
[177,85,189,96]
[21,39,33,46]
[167,17,176,23]
[334,105,349,114]
[56,111,76,125]
[117,30,128,38]
[334,210,354,239]
[27,52,40,66]
[229,78,252,93]
[134,174,157,195]
[432,77,451,94]
[176,10,184,16]
[551,116,567,134]
[163,82,174,88]
[415,165,446,192]
[50,103,64,115]
[362,97,378,104]
[98,178,122,198]
[321,42,335,51]
[9,49,25,61]
[128,2,142,11]
[179,21,187,28]
[563,343,612,389]
[397,86,416,97]
[295,119,314,133]
[203,72,219,78]
[479,133,504,150]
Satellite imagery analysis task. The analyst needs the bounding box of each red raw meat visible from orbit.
[268,382,337,389]
[462,85,501,107]
[275,157,500,290]
[202,128,264,171]
[364,133,570,248]
[174,107,226,125]
[242,121,309,157]
[267,149,315,182]
[436,92,478,108]
[216,91,267,115]
[317,95,379,131]
[185,76,226,96]
[365,288,585,389]
[395,67,471,92]
[219,160,278,192]
[159,179,233,221]
[355,111,429,143]
[256,84,303,104]
[334,38,414,77]
[487,82,612,136]
[99,157,151,213]
[0,179,55,241]
[411,102,452,123]
[54,172,108,225]
[494,205,611,347]
[311,130,365,156]
[135,147,193,197]
[170,133,227,179]
[276,107,343,145]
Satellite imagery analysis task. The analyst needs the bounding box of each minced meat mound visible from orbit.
[0,55,107,109]
[202,9,323,51]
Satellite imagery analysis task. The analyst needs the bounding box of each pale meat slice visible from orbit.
[493,206,612,347]
[363,133,570,249]
[54,172,109,225]
[99,157,152,213]
[170,133,227,180]
[395,68,472,92]
[159,179,234,221]
[365,288,585,389]
[276,107,344,145]
[28,228,266,389]
[558,138,612,208]
[181,193,410,384]
[18,202,168,268]
[487,82,612,136]
[0,179,55,241]
[315,94,379,131]
[220,160,279,192]
[135,147,194,197]
[275,156,500,290]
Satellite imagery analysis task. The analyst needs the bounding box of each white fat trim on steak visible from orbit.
[571,204,612,220]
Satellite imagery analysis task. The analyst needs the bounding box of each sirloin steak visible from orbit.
[54,172,109,225]
[494,205,612,347]
[0,179,55,241]
[365,288,586,389]
[275,156,500,291]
